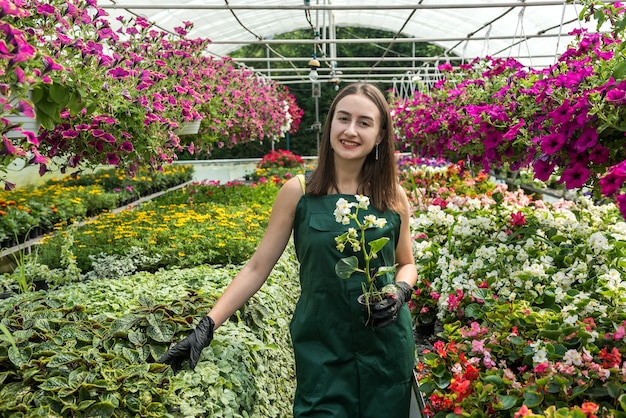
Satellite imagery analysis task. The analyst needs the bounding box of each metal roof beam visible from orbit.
[100,1,581,11]
[232,53,558,63]
[209,32,574,46]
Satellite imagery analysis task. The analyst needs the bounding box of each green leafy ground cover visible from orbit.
[0,250,298,417]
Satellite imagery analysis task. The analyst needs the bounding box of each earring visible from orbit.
[375,143,379,160]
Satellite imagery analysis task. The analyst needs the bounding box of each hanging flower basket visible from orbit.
[4,113,40,138]
[2,91,40,139]
[176,119,202,135]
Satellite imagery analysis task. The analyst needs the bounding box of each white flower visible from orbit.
[533,348,548,364]
[363,214,377,227]
[333,198,353,224]
[587,231,611,254]
[355,194,370,209]
[563,349,583,366]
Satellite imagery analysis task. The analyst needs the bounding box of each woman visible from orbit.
[158,82,417,417]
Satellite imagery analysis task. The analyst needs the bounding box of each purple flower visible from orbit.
[106,152,119,165]
[599,171,626,196]
[120,141,133,152]
[539,133,567,155]
[560,163,591,189]
[533,158,556,182]
[589,144,610,164]
[62,129,79,139]
[606,88,626,105]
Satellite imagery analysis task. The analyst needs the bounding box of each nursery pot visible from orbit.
[414,321,436,338]
[357,293,384,326]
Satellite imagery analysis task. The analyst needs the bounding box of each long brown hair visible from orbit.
[307,83,400,213]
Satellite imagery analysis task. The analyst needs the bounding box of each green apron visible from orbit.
[291,193,415,418]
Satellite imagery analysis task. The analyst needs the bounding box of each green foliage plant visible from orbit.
[0,248,299,417]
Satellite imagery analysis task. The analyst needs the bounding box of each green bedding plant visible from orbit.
[0,247,299,417]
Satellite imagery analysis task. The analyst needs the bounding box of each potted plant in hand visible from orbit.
[333,195,397,325]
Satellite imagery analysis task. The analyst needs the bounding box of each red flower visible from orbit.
[599,347,621,369]
[509,211,526,226]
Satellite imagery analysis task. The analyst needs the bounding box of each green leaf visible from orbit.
[49,83,69,105]
[613,61,626,80]
[523,391,543,408]
[368,237,390,254]
[109,315,140,337]
[47,352,81,368]
[464,302,483,319]
[146,322,176,343]
[335,256,358,279]
[128,330,147,345]
[495,395,518,410]
[39,376,70,391]
[374,265,396,277]
[8,345,31,367]
[124,395,141,413]
[85,401,115,418]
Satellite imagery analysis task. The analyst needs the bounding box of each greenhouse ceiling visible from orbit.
[98,1,598,85]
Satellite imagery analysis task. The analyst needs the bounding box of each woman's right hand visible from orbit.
[157,315,215,373]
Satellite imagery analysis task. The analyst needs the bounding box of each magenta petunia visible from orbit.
[606,88,626,104]
[61,129,79,139]
[539,133,567,155]
[599,171,626,196]
[588,144,610,164]
[106,152,120,165]
[533,158,557,182]
[573,127,597,155]
[120,141,133,152]
[560,163,591,189]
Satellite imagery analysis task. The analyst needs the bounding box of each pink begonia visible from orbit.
[470,339,486,354]
[534,362,550,374]
[613,324,626,340]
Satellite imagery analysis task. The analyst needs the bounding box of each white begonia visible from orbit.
[469,257,485,273]
[523,238,535,250]
[587,231,611,254]
[334,198,353,224]
[363,214,377,227]
[515,249,529,263]
[533,348,548,364]
[413,240,431,259]
[563,349,583,366]
[527,263,546,278]
[355,194,370,209]
[603,269,624,290]
[374,217,387,228]
[609,221,626,238]
[562,312,578,326]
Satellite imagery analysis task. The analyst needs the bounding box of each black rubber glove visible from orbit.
[157,315,215,373]
[371,281,413,328]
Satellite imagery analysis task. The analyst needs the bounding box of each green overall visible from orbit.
[291,191,415,418]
